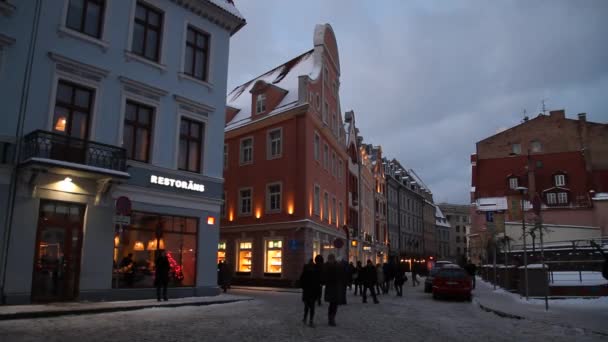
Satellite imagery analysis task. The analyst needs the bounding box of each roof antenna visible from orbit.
[541,99,547,115]
[522,109,528,122]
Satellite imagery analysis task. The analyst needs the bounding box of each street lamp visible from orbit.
[516,186,529,300]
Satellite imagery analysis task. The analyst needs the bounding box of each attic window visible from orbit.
[256,94,266,114]
[554,174,566,187]
[508,177,518,189]
[511,143,521,155]
[531,140,542,153]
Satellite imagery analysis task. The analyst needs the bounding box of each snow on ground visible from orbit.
[549,271,608,286]
[0,284,604,342]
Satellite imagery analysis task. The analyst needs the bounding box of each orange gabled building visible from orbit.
[219,24,349,286]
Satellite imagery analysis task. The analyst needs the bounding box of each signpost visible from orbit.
[533,195,549,311]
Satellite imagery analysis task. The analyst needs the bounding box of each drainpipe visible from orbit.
[0,0,42,304]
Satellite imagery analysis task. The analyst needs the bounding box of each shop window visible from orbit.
[265,240,282,275]
[312,240,320,260]
[237,241,252,273]
[217,241,226,264]
[113,212,197,289]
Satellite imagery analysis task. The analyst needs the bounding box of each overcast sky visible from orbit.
[226,0,608,205]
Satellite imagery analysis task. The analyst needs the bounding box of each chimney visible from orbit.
[549,110,565,120]
[578,113,587,122]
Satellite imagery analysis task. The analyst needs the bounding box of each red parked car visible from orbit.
[432,265,472,301]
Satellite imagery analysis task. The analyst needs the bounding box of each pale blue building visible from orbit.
[0,0,244,304]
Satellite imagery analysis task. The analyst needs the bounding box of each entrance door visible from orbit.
[31,200,85,302]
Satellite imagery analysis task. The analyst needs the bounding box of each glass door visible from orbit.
[31,201,84,302]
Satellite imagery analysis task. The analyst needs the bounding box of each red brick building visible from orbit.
[219,24,348,286]
[469,110,608,264]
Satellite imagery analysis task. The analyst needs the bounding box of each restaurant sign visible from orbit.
[150,175,205,192]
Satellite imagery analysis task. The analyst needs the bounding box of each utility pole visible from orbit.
[517,186,529,300]
[533,195,549,310]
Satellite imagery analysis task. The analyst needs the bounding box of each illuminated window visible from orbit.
[265,240,282,274]
[217,241,226,264]
[237,241,252,272]
[312,240,320,259]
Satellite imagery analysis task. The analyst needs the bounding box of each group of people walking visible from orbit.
[300,256,419,327]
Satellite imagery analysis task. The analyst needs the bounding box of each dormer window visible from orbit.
[554,174,566,187]
[531,140,542,153]
[256,94,266,114]
[511,143,521,155]
[508,177,518,189]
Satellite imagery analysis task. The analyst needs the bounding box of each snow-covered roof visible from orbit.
[206,0,244,20]
[226,49,321,131]
[593,193,608,201]
[435,206,451,227]
[474,197,508,211]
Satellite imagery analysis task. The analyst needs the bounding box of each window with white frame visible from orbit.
[531,140,542,153]
[511,143,521,155]
[256,93,266,114]
[323,143,329,169]
[554,174,566,187]
[558,192,568,204]
[239,188,252,215]
[267,128,282,159]
[66,0,106,39]
[547,193,557,205]
[508,177,518,189]
[313,185,320,215]
[323,192,329,221]
[314,132,320,161]
[267,183,281,212]
[223,144,228,169]
[332,197,337,225]
[240,137,253,164]
[331,152,336,177]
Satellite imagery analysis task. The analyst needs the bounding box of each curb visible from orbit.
[231,286,300,294]
[473,298,524,320]
[0,298,252,321]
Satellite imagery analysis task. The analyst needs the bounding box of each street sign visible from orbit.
[485,211,494,223]
[113,215,131,225]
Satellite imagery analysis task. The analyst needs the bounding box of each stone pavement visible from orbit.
[0,293,252,320]
[473,277,608,336]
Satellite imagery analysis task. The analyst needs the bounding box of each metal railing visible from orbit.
[21,130,127,172]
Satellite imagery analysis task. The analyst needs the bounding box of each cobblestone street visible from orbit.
[0,284,604,342]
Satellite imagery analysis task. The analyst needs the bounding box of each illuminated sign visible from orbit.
[150,175,205,192]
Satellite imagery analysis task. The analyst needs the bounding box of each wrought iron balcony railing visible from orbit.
[21,130,127,173]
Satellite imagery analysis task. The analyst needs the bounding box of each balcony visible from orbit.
[21,130,128,176]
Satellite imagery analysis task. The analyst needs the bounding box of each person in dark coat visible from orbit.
[393,262,407,296]
[411,263,420,287]
[219,260,233,293]
[322,254,347,326]
[354,261,364,296]
[383,262,392,294]
[464,260,477,289]
[314,254,324,306]
[362,259,379,304]
[347,262,356,290]
[300,259,321,327]
[155,250,170,301]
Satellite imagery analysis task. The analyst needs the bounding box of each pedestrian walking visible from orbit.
[314,254,324,307]
[353,261,363,296]
[322,254,347,327]
[155,250,170,301]
[219,260,233,293]
[362,259,379,304]
[375,263,385,295]
[411,264,420,287]
[393,262,407,296]
[347,261,356,290]
[300,259,321,327]
[464,260,477,289]
[383,262,392,294]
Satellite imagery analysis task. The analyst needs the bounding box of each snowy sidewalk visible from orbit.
[473,278,608,336]
[0,293,252,320]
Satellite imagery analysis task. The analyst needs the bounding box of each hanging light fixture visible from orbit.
[146,238,165,251]
[133,241,145,251]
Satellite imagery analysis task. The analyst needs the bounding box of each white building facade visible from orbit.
[0,0,244,304]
